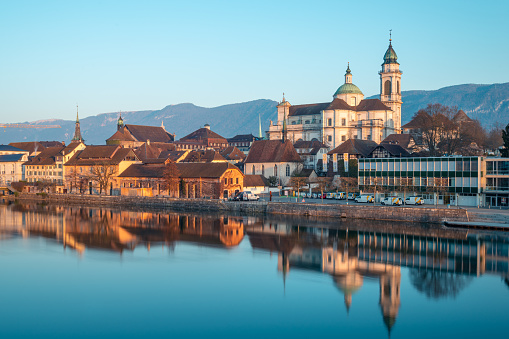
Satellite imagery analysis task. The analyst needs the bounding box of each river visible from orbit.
[0,201,508,338]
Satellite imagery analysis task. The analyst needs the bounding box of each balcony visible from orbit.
[353,119,384,128]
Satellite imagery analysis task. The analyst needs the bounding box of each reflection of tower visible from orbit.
[278,251,290,294]
[379,267,401,337]
[333,272,363,314]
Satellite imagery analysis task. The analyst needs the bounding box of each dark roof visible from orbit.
[327,139,378,157]
[181,150,227,163]
[381,134,415,149]
[299,169,316,177]
[0,145,29,153]
[8,142,45,154]
[107,125,174,143]
[119,162,242,179]
[243,175,269,187]
[293,140,327,149]
[245,140,302,163]
[0,154,25,162]
[220,146,246,161]
[23,146,65,166]
[227,134,258,142]
[65,146,138,166]
[160,150,188,162]
[453,110,473,123]
[39,141,65,148]
[180,127,227,143]
[288,98,390,117]
[370,144,410,157]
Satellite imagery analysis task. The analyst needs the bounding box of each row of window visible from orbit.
[27,171,62,177]
[359,176,479,188]
[252,164,291,177]
[26,164,63,169]
[360,159,480,172]
[224,177,240,185]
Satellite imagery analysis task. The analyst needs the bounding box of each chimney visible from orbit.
[147,139,150,146]
[204,124,210,130]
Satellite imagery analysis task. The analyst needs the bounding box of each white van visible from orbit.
[335,192,346,200]
[405,196,424,205]
[382,197,403,205]
[355,194,374,203]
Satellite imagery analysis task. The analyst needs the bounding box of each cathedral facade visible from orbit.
[267,39,402,149]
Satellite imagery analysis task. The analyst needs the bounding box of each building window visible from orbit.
[236,178,239,184]
[286,164,290,176]
[384,80,391,95]
[274,165,277,176]
[252,165,255,174]
[224,178,228,185]
[341,135,346,141]
[327,118,332,126]
[262,165,265,176]
[327,135,332,142]
[341,118,346,126]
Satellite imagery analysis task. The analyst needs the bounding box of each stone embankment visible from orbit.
[11,193,468,224]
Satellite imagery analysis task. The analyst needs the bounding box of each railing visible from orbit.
[485,186,509,191]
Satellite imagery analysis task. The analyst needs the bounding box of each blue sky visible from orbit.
[1,0,508,123]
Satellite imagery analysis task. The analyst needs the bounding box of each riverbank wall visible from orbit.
[10,193,468,223]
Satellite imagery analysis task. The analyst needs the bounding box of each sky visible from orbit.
[1,0,508,123]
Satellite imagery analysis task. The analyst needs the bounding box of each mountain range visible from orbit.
[1,82,507,145]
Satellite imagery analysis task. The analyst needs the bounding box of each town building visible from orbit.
[174,124,229,151]
[227,134,261,155]
[64,145,140,194]
[243,174,269,195]
[267,39,402,147]
[244,140,302,186]
[9,142,46,156]
[220,146,246,164]
[485,158,509,207]
[117,162,244,199]
[358,156,490,206]
[106,116,175,148]
[293,140,329,171]
[0,145,30,186]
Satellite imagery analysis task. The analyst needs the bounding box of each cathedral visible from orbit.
[267,38,402,148]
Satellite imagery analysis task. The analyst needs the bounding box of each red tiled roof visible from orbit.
[180,127,227,143]
[243,175,269,187]
[119,162,242,179]
[245,140,302,163]
[65,146,138,166]
[9,142,45,154]
[381,134,415,149]
[107,125,174,143]
[24,146,65,166]
[181,150,227,163]
[220,146,246,161]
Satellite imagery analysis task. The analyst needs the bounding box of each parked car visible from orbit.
[335,192,346,200]
[239,191,259,201]
[405,196,424,205]
[381,197,403,205]
[306,192,312,198]
[355,194,374,203]
[312,193,318,199]
[348,193,359,200]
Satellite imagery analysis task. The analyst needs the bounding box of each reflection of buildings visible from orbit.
[246,220,509,335]
[0,204,245,255]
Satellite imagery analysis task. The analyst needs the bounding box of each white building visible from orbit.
[0,145,30,186]
[267,39,402,148]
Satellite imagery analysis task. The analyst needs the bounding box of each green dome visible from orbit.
[334,83,363,96]
[383,42,398,65]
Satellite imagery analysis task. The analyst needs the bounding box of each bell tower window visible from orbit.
[384,80,391,96]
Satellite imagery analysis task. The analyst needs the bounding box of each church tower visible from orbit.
[71,105,84,143]
[380,34,402,133]
[117,113,124,131]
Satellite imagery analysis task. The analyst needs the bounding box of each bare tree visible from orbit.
[338,177,358,202]
[290,170,308,198]
[502,123,509,157]
[485,124,504,152]
[163,161,181,198]
[90,162,117,195]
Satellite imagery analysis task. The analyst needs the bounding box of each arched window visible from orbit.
[286,164,290,176]
[262,165,265,176]
[384,80,391,96]
[397,81,400,94]
[274,165,278,176]
[252,165,255,175]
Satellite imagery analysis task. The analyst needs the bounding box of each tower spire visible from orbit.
[72,104,84,143]
[258,114,262,139]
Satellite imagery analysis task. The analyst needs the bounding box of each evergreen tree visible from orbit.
[502,123,509,157]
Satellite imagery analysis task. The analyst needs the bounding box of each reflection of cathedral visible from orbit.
[246,220,509,335]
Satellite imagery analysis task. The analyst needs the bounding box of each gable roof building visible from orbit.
[174,124,229,151]
[327,139,378,159]
[106,124,175,148]
[245,140,302,186]
[267,39,402,147]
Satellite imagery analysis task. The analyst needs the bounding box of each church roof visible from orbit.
[245,140,302,163]
[383,42,399,65]
[107,125,174,143]
[334,82,363,96]
[220,146,246,161]
[289,98,390,117]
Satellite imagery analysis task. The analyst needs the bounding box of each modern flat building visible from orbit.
[485,158,509,207]
[358,156,485,206]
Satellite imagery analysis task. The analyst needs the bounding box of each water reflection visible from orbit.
[1,200,508,336]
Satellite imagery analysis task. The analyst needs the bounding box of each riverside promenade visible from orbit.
[6,193,473,225]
